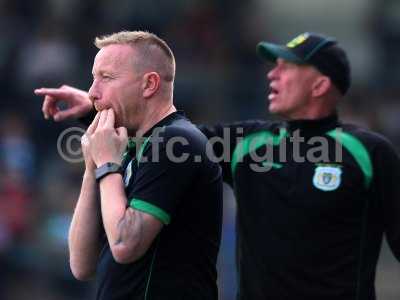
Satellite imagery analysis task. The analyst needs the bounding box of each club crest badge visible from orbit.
[312,165,342,191]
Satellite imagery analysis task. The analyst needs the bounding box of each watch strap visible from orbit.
[95,162,123,182]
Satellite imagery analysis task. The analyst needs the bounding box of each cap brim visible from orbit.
[256,42,303,64]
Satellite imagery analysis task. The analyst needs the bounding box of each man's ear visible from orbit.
[312,76,331,98]
[142,72,160,99]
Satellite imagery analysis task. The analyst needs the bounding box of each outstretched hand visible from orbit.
[34,85,93,121]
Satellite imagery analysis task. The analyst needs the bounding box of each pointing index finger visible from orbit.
[34,88,71,98]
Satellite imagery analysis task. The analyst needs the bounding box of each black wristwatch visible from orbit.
[95,162,123,182]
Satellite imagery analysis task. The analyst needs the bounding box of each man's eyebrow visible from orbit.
[92,69,111,76]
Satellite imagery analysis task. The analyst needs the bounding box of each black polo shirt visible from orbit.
[95,111,223,300]
[201,114,400,300]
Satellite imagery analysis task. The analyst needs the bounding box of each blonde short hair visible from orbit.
[95,31,176,82]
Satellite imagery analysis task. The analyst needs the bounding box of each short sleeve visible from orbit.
[126,131,200,225]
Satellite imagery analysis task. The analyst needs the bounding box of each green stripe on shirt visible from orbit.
[327,129,373,188]
[130,199,171,225]
[231,128,287,175]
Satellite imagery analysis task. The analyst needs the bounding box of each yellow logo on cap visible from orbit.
[286,33,309,48]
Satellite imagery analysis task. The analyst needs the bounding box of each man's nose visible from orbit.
[88,80,100,102]
[267,67,278,81]
[267,58,283,80]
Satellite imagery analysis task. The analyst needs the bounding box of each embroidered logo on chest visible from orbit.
[312,165,342,191]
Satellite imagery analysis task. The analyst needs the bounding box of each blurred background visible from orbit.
[1,0,400,299]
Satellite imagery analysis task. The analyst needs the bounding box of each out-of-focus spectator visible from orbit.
[16,22,79,94]
[371,0,400,88]
[0,0,399,299]
[0,112,36,299]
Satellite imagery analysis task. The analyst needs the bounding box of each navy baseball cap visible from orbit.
[257,32,351,95]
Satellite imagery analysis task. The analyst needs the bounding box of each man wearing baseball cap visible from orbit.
[257,32,351,95]
[202,32,400,300]
[35,32,400,300]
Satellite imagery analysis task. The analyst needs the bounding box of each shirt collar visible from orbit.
[285,113,340,135]
[141,110,186,138]
[126,111,186,153]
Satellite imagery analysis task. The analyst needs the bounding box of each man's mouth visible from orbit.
[268,86,279,100]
